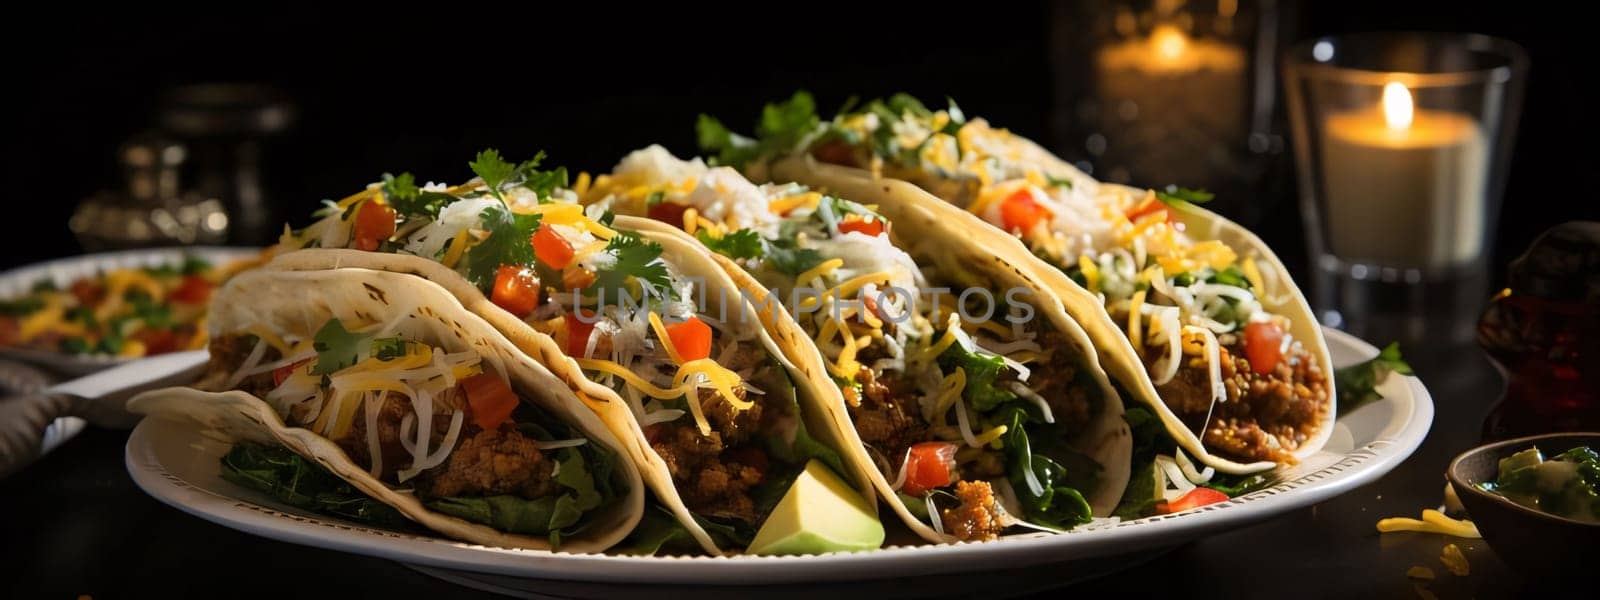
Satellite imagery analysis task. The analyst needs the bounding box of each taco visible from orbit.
[699,92,1336,478]
[581,145,1131,542]
[127,266,645,552]
[253,150,882,555]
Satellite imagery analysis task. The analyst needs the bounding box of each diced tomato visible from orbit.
[132,328,179,355]
[647,201,692,228]
[352,200,397,251]
[273,358,311,386]
[1242,321,1285,375]
[491,265,540,317]
[837,216,887,237]
[563,310,599,357]
[812,140,857,166]
[461,371,519,431]
[69,279,103,306]
[901,441,959,496]
[170,275,213,304]
[1156,487,1229,514]
[1000,189,1050,234]
[664,316,712,362]
[532,224,575,269]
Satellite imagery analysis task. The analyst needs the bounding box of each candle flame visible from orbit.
[1151,25,1188,62]
[1382,82,1414,130]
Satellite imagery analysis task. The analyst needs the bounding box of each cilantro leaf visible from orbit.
[1154,185,1215,210]
[469,149,518,201]
[696,114,762,168]
[586,232,673,303]
[463,204,541,291]
[383,172,457,217]
[697,229,766,260]
[371,337,407,361]
[381,172,419,203]
[758,91,820,150]
[938,340,1018,412]
[942,97,966,134]
[312,319,370,375]
[1336,342,1413,414]
[764,237,825,277]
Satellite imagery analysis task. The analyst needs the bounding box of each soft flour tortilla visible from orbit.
[127,267,645,553]
[771,147,1336,475]
[738,160,1133,538]
[247,217,880,555]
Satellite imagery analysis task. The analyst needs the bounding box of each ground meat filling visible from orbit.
[647,387,770,524]
[421,426,557,499]
[849,366,926,470]
[1155,340,1330,464]
[1030,330,1092,434]
[331,391,559,501]
[207,335,280,398]
[940,481,1005,542]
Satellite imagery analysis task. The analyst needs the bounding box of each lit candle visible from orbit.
[1319,82,1489,270]
[1095,24,1246,184]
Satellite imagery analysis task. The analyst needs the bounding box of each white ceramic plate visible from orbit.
[125,327,1431,588]
[0,246,262,375]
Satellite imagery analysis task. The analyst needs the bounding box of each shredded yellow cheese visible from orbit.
[795,258,845,288]
[245,325,293,355]
[1440,543,1470,576]
[1077,255,1102,294]
[800,271,894,310]
[573,171,592,196]
[682,207,700,236]
[768,192,822,215]
[931,367,967,418]
[1376,509,1481,538]
[1128,289,1147,355]
[973,424,1008,448]
[440,229,473,269]
[647,312,687,365]
[1242,257,1266,296]
[674,359,753,410]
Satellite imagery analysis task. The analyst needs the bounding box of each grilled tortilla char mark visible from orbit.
[646,387,770,525]
[1156,339,1329,464]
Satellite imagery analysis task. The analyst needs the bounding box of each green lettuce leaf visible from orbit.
[1335,342,1413,414]
[219,443,412,528]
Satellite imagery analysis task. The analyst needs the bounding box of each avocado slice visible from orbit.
[746,459,884,555]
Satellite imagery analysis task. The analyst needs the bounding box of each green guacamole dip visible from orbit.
[1479,445,1600,524]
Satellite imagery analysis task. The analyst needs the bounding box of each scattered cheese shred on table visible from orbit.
[1406,566,1436,581]
[1440,543,1470,576]
[1376,509,1481,538]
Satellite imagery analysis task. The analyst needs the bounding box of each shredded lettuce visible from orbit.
[219,443,413,529]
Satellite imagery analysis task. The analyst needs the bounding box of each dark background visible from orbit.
[2,3,1595,280]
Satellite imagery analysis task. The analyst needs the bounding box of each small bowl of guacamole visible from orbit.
[1449,433,1600,578]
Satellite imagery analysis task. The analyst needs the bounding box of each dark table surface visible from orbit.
[0,331,1578,599]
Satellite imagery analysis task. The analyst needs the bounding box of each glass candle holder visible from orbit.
[1283,32,1527,343]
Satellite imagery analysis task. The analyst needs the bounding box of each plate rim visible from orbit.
[124,327,1433,585]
